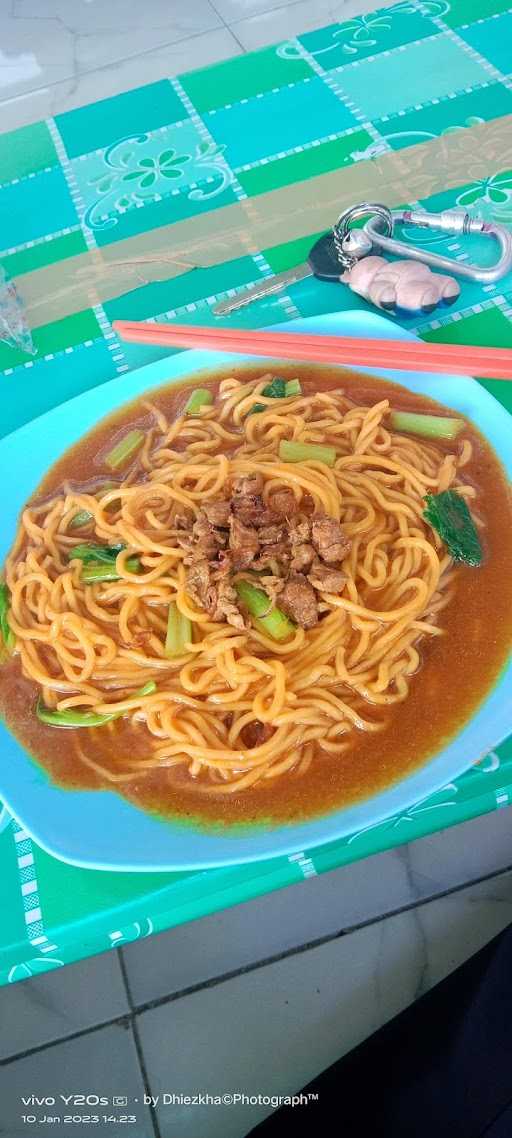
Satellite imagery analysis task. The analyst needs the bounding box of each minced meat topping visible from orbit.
[177,474,351,630]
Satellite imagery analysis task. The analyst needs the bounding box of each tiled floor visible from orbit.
[1,810,512,1136]
[0,0,397,132]
[1,3,512,1136]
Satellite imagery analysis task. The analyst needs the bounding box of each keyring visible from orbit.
[333,203,393,269]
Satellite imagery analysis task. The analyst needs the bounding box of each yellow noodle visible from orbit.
[3,374,475,794]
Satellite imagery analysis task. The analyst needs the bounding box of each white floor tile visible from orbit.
[231,0,339,51]
[0,1022,155,1138]
[0,950,129,1061]
[406,806,512,891]
[220,0,389,23]
[0,7,75,99]
[214,0,300,24]
[137,871,512,1138]
[0,28,243,134]
[231,0,398,51]
[0,0,222,101]
[0,0,405,133]
[123,808,512,1006]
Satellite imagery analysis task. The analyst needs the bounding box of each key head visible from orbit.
[307,232,345,281]
[308,229,372,281]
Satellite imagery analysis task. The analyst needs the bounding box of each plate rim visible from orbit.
[1,309,511,871]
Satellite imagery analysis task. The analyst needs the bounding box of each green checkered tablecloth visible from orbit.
[1,0,512,983]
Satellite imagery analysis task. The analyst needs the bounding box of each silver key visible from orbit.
[213,229,360,316]
[213,263,312,316]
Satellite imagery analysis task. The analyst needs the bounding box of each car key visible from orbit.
[213,231,344,316]
[212,200,495,317]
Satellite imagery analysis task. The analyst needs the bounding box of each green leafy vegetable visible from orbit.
[36,681,157,728]
[423,490,483,566]
[234,579,295,642]
[249,377,303,414]
[69,543,141,582]
[184,388,214,415]
[165,602,192,657]
[262,377,287,399]
[279,440,336,467]
[250,377,286,415]
[0,581,14,655]
[390,411,464,440]
[70,543,125,565]
[105,429,144,470]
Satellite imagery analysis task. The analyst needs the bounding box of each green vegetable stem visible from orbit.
[184,388,214,415]
[165,602,193,657]
[279,440,336,467]
[390,411,464,440]
[235,579,295,641]
[105,429,144,470]
[36,681,157,728]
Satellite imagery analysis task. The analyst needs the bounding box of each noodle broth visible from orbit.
[1,365,512,828]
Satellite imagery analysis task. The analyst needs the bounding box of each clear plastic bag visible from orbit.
[0,267,36,356]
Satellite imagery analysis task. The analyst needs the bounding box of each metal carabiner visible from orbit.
[336,203,512,283]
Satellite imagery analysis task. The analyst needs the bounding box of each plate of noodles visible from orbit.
[0,310,511,871]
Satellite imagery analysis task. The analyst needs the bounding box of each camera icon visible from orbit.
[113,1096,128,1107]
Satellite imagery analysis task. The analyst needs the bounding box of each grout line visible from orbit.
[0,1013,133,1068]
[129,859,512,1013]
[120,949,163,1138]
[131,1016,163,1138]
[3,858,511,1068]
[206,0,230,29]
[118,947,137,1011]
[228,26,248,53]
